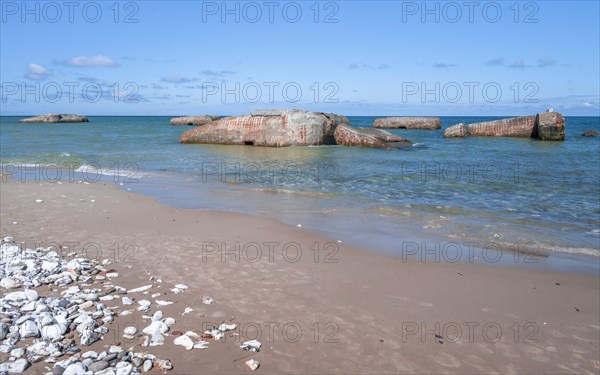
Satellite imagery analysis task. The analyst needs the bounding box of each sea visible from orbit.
[1,115,599,273]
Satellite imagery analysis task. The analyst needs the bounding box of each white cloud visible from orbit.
[25,63,52,81]
[62,55,118,67]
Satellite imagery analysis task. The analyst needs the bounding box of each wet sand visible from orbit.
[1,178,599,374]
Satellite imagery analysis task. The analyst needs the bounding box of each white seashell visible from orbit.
[204,329,223,340]
[128,285,152,293]
[173,335,194,350]
[194,341,210,349]
[218,323,237,332]
[164,317,175,327]
[245,359,260,371]
[240,339,261,352]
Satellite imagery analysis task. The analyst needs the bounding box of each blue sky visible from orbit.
[1,0,599,115]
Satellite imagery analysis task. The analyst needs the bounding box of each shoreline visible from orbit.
[2,167,600,273]
[1,177,599,373]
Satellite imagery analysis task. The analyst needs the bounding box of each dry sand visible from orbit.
[1,178,599,374]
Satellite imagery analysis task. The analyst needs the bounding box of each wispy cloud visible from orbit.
[508,60,529,69]
[433,62,456,68]
[152,83,166,90]
[348,63,390,70]
[55,55,119,67]
[25,63,52,81]
[581,100,597,108]
[201,70,234,77]
[485,57,505,66]
[77,76,98,82]
[160,76,197,84]
[537,57,556,68]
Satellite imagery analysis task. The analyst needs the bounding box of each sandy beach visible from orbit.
[1,177,599,374]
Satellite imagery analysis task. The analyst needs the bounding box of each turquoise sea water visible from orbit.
[1,116,599,270]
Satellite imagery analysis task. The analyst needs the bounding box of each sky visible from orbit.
[1,0,599,116]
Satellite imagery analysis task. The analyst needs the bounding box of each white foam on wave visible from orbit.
[548,246,600,257]
[75,164,152,179]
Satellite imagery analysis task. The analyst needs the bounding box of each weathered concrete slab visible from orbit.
[170,115,220,126]
[373,117,441,130]
[444,111,565,141]
[333,124,412,149]
[180,109,409,149]
[20,114,89,123]
[180,109,345,147]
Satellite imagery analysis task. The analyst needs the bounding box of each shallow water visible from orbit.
[1,115,599,271]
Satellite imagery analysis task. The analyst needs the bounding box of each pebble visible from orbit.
[10,347,25,358]
[88,360,109,372]
[157,359,173,371]
[63,363,87,375]
[202,296,214,305]
[143,359,153,372]
[0,358,31,373]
